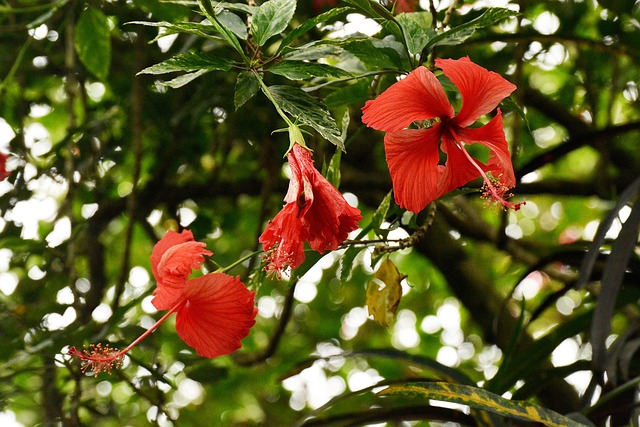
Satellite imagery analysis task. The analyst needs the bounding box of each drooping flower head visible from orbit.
[362,56,522,213]
[260,142,362,276]
[69,229,257,375]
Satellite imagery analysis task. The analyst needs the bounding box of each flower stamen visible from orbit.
[68,300,185,376]
[68,344,124,377]
[453,139,523,211]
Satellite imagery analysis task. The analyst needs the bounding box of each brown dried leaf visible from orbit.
[366,258,406,327]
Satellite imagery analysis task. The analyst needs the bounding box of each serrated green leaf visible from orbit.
[282,41,345,61]
[372,190,393,233]
[324,78,371,109]
[197,0,245,56]
[341,38,406,70]
[325,148,342,188]
[215,2,256,14]
[218,10,247,40]
[425,7,517,50]
[397,11,434,55]
[342,0,403,41]
[268,61,351,81]
[380,382,587,427]
[250,0,296,46]
[278,6,351,53]
[339,245,361,282]
[160,69,211,88]
[75,7,111,80]
[136,51,233,75]
[235,71,259,110]
[128,20,219,40]
[339,108,350,142]
[267,85,344,150]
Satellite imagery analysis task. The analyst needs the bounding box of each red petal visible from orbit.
[150,230,212,311]
[384,126,443,213]
[302,169,362,252]
[259,202,306,272]
[283,144,313,205]
[437,57,516,128]
[176,274,257,358]
[150,230,195,281]
[362,66,454,132]
[456,110,516,187]
[437,131,487,196]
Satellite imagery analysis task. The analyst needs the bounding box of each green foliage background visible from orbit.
[0,0,639,425]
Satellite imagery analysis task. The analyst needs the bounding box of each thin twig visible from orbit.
[373,202,437,255]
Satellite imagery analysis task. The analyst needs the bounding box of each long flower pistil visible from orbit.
[68,299,185,376]
[451,136,523,211]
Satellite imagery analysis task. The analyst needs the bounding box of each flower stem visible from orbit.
[252,70,294,128]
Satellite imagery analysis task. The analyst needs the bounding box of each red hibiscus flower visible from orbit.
[260,143,362,275]
[361,56,521,213]
[69,230,257,374]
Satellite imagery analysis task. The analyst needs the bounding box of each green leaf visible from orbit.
[197,0,245,57]
[267,85,344,150]
[215,2,256,14]
[160,69,211,88]
[324,78,371,109]
[396,11,434,55]
[136,51,233,75]
[235,71,260,110]
[379,382,588,427]
[250,0,296,46]
[342,0,403,41]
[268,61,351,81]
[282,41,345,61]
[339,245,361,282]
[128,20,219,40]
[425,8,517,50]
[217,10,247,40]
[75,7,111,80]
[325,148,342,188]
[371,190,392,233]
[487,308,594,394]
[278,6,350,53]
[341,38,406,70]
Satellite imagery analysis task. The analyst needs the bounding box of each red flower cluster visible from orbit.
[362,57,521,213]
[69,230,257,375]
[260,143,362,276]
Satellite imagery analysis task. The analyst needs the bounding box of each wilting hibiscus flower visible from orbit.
[362,56,522,213]
[69,230,257,375]
[260,142,362,276]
